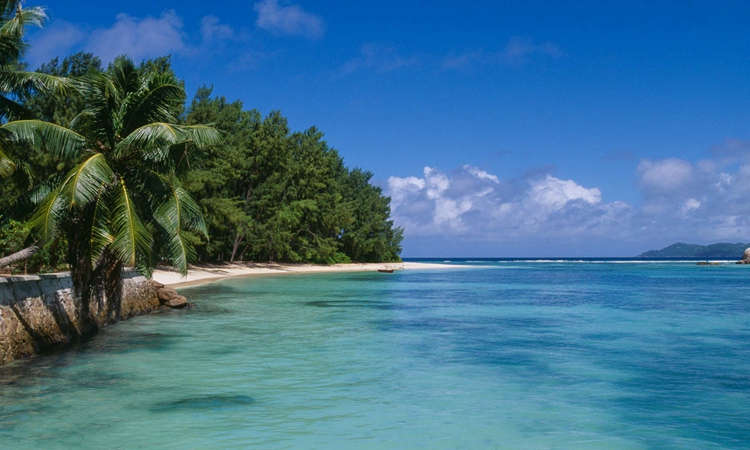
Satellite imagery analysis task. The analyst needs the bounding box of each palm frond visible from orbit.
[0,92,32,120]
[88,194,112,267]
[110,177,151,267]
[0,71,76,97]
[120,74,184,135]
[154,185,207,274]
[116,123,220,159]
[0,4,45,36]
[0,33,21,67]
[0,146,13,177]
[2,119,86,159]
[0,132,15,176]
[183,124,222,147]
[62,152,114,207]
[29,175,73,242]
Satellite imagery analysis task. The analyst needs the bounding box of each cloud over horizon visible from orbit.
[388,150,750,255]
[388,166,630,242]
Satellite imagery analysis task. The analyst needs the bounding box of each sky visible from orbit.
[22,0,750,257]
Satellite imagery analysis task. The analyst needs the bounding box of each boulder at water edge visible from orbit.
[156,286,190,308]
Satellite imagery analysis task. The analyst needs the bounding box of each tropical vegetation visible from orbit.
[0,0,404,314]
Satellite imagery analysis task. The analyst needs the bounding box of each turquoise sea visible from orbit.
[1,260,749,449]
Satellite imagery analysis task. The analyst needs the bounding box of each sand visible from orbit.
[152,261,459,288]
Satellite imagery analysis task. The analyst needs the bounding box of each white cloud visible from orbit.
[503,36,563,62]
[632,156,750,239]
[342,43,418,74]
[201,16,235,43]
[27,21,87,68]
[637,158,694,194]
[388,153,750,254]
[388,166,627,240]
[441,37,563,69]
[683,198,701,212]
[26,12,242,68]
[85,11,189,63]
[254,0,324,39]
[529,175,601,209]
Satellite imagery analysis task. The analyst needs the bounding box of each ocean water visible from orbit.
[0,261,749,449]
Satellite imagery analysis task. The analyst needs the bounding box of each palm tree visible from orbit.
[0,0,72,177]
[1,57,220,324]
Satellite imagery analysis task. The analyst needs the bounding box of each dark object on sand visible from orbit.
[378,268,395,273]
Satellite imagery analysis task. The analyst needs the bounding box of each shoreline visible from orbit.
[152,262,461,288]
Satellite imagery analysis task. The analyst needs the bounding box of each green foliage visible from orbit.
[183,88,403,263]
[341,169,403,262]
[0,215,66,273]
[2,56,219,316]
[0,2,76,207]
[3,43,402,280]
[23,52,102,126]
[0,216,26,255]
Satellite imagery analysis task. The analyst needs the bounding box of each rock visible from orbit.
[696,262,719,266]
[165,296,189,309]
[157,287,180,303]
[149,280,165,289]
[736,248,750,264]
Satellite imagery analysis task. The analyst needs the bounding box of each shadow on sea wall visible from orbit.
[0,272,160,365]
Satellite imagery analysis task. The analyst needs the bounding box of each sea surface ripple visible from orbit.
[0,261,749,449]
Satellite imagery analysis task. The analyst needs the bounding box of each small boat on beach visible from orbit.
[378,268,395,273]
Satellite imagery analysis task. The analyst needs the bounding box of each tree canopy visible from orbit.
[1,53,403,274]
[183,87,403,263]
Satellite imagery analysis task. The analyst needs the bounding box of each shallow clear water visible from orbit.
[1,262,750,449]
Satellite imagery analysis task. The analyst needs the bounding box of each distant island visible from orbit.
[638,242,750,258]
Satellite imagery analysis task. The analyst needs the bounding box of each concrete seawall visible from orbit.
[0,272,160,365]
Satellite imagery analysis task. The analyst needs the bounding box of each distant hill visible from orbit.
[638,242,750,258]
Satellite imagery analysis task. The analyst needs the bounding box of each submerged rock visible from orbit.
[150,394,254,412]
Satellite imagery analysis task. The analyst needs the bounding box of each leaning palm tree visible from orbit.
[0,0,72,177]
[1,57,219,324]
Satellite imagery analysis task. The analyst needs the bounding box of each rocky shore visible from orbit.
[0,273,188,365]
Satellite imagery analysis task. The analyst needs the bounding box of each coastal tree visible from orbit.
[0,0,74,178]
[341,169,403,262]
[0,57,220,323]
[184,89,403,264]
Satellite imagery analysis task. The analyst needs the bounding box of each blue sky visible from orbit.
[24,1,750,256]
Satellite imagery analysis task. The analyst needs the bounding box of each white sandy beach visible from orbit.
[152,261,458,288]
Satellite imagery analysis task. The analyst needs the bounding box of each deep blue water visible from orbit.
[0,261,749,448]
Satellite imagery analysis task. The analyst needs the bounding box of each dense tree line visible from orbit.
[0,49,403,271]
[183,88,402,263]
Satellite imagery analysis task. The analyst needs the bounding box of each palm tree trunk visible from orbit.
[0,245,39,269]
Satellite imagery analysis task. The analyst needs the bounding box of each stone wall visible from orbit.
[0,272,160,365]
